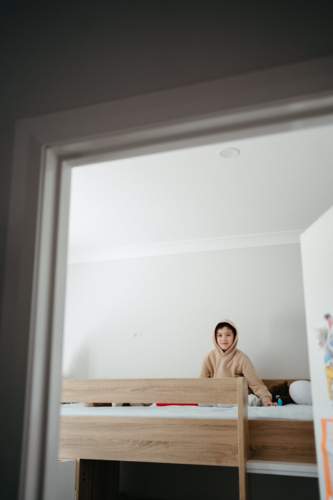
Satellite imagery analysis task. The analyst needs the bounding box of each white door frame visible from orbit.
[2,56,333,500]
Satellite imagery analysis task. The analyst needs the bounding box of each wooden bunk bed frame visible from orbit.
[59,378,316,500]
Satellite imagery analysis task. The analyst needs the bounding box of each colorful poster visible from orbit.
[315,315,333,406]
[321,419,333,500]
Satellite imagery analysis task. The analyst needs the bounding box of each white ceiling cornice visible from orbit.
[68,230,303,264]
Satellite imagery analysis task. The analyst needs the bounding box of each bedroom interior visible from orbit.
[59,122,333,499]
[3,53,333,500]
[2,4,333,499]
[63,124,333,382]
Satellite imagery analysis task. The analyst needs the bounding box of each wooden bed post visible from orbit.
[76,459,80,500]
[237,377,251,500]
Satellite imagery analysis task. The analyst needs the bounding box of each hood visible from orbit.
[213,319,238,357]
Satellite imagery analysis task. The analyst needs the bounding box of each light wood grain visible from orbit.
[249,420,316,463]
[59,416,316,466]
[62,378,238,404]
[237,377,251,500]
[59,375,316,500]
[59,417,239,467]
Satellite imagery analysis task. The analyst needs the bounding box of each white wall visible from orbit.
[301,205,333,500]
[62,243,309,380]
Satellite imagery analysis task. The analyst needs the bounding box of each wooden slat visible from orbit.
[60,416,237,444]
[62,378,310,403]
[238,377,251,500]
[249,420,316,463]
[59,417,316,467]
[59,416,239,467]
[62,378,238,404]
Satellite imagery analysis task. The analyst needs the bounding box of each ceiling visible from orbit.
[68,123,333,260]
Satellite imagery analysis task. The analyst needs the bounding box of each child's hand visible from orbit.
[263,402,278,406]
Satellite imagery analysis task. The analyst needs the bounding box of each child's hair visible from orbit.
[215,322,236,338]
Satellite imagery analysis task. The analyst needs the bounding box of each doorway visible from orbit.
[2,58,333,500]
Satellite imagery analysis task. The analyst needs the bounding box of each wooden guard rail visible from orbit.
[62,377,242,404]
[61,378,251,500]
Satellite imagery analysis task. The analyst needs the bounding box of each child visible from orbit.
[200,320,277,406]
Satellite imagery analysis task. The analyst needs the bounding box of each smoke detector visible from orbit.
[218,148,240,158]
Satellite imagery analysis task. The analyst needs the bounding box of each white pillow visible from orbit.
[289,380,312,405]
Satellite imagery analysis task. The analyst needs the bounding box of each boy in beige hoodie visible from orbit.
[200,320,276,406]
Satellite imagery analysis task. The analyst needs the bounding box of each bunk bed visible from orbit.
[59,378,316,500]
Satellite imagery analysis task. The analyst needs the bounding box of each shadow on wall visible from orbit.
[62,342,90,379]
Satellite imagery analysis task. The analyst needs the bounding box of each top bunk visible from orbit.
[61,377,313,421]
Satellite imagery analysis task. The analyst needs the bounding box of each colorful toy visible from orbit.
[269,380,312,406]
[269,381,294,405]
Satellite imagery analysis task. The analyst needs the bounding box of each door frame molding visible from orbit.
[1,56,333,500]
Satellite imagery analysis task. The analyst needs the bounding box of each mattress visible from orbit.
[60,403,313,421]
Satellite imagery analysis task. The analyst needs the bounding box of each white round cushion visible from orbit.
[289,380,312,405]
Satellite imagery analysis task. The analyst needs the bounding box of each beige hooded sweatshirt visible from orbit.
[199,320,272,404]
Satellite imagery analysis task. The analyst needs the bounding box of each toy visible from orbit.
[269,380,312,406]
[269,381,294,406]
[289,380,312,405]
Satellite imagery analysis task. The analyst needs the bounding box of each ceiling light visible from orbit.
[218,148,240,158]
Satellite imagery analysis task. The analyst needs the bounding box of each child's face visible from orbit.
[216,326,234,351]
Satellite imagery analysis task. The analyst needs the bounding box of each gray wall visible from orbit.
[1,1,331,498]
[63,244,309,381]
